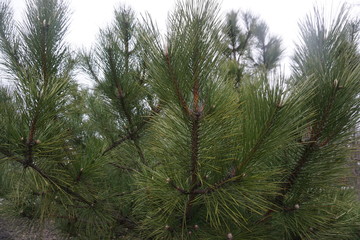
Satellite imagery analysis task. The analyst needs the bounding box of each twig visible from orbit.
[102,134,133,156]
[109,162,138,173]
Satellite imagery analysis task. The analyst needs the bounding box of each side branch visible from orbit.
[237,105,280,172]
[27,162,94,206]
[0,147,23,163]
[102,134,133,156]
[164,52,191,116]
[82,54,101,83]
[101,109,159,156]
[258,84,341,223]
[168,179,190,194]
[115,82,147,164]
[278,143,314,200]
[168,173,242,195]
[193,173,242,194]
[0,148,93,206]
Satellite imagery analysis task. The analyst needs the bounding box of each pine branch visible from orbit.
[109,162,138,173]
[167,179,189,194]
[280,83,340,198]
[102,133,133,156]
[123,27,130,74]
[102,106,160,156]
[236,30,252,59]
[164,51,191,116]
[190,112,201,189]
[81,53,101,83]
[279,143,315,200]
[132,138,146,164]
[22,43,59,166]
[169,174,243,195]
[27,162,94,206]
[185,61,203,219]
[75,168,83,182]
[258,147,318,223]
[256,143,315,224]
[24,114,39,166]
[107,47,146,163]
[237,104,281,172]
[0,146,94,206]
[40,21,49,85]
[259,84,342,223]
[113,71,144,163]
[184,111,201,220]
[0,2,23,76]
[0,147,23,163]
[194,173,242,194]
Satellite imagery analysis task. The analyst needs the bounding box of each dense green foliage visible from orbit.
[0,0,359,239]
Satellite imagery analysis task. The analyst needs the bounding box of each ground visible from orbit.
[0,213,64,240]
[0,217,12,240]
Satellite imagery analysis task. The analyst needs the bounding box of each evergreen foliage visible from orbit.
[223,10,283,86]
[0,0,359,239]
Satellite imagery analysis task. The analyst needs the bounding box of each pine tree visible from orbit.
[0,0,359,239]
[223,10,283,87]
[79,4,154,237]
[132,1,359,239]
[0,0,117,237]
[0,0,80,207]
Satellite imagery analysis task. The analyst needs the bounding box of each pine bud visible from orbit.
[35,139,41,144]
[194,224,199,230]
[333,79,338,87]
[166,178,171,183]
[227,233,233,240]
[165,225,170,230]
[294,204,300,209]
[188,231,192,235]
[43,19,47,27]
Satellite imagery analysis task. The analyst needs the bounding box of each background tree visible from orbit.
[223,10,283,87]
[252,20,283,74]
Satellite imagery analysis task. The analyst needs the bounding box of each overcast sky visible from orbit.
[6,0,360,86]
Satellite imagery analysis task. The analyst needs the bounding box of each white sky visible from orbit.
[5,0,360,86]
